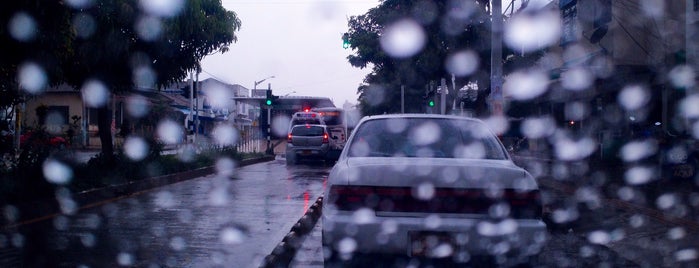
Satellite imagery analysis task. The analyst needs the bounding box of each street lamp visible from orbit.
[283,91,296,97]
[254,75,275,90]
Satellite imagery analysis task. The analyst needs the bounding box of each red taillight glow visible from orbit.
[287,133,292,142]
[329,186,542,219]
[322,133,329,143]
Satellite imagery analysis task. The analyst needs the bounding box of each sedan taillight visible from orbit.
[287,133,292,143]
[323,133,329,143]
[329,185,542,219]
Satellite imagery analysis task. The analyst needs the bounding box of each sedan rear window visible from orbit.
[291,126,324,136]
[348,118,507,159]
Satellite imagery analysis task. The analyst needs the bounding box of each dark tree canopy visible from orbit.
[0,0,241,163]
[344,0,493,116]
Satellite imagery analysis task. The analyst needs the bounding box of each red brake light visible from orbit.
[323,133,329,143]
[287,133,292,142]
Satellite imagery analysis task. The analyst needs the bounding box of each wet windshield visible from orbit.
[1,0,698,267]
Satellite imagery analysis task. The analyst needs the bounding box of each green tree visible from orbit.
[345,0,493,116]
[60,0,241,164]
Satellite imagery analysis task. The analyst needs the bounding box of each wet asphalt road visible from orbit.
[1,158,329,268]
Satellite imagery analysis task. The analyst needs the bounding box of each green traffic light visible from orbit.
[266,99,272,106]
[342,42,350,49]
[428,100,435,107]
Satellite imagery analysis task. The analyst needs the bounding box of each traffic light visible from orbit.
[265,89,273,106]
[342,33,350,49]
[424,88,436,107]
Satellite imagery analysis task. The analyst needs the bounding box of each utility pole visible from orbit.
[490,0,504,116]
[189,72,194,143]
[266,83,272,155]
[401,85,405,113]
[440,78,447,114]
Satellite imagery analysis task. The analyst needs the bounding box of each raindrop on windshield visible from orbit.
[212,124,239,146]
[169,236,187,251]
[503,70,549,101]
[9,12,37,42]
[81,80,110,108]
[139,0,185,18]
[156,120,183,144]
[587,230,611,245]
[123,136,149,161]
[136,16,163,41]
[668,64,695,89]
[73,13,96,39]
[117,252,134,266]
[126,94,151,118]
[43,159,73,185]
[18,62,47,94]
[380,19,427,58]
[618,85,651,111]
[221,227,245,245]
[445,50,479,77]
[504,11,561,53]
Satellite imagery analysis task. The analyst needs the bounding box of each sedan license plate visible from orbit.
[301,150,312,155]
[409,231,455,258]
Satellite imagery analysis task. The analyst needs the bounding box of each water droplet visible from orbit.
[454,142,486,159]
[43,159,73,185]
[352,208,376,224]
[503,70,549,101]
[169,236,186,251]
[117,252,134,266]
[680,94,699,119]
[213,124,239,146]
[123,136,149,161]
[381,220,397,234]
[202,84,231,109]
[126,94,150,118]
[521,116,556,139]
[9,12,37,41]
[362,84,386,107]
[482,116,509,136]
[624,166,655,185]
[81,80,110,108]
[135,16,162,41]
[409,121,441,146]
[668,227,686,240]
[504,11,561,53]
[156,120,183,144]
[80,233,96,248]
[656,194,677,210]
[415,182,435,200]
[675,248,698,262]
[338,237,357,254]
[215,157,236,177]
[221,227,245,245]
[66,0,94,9]
[587,230,611,245]
[272,115,291,137]
[139,0,185,17]
[53,215,70,231]
[133,66,157,89]
[3,205,19,223]
[154,191,176,208]
[618,85,650,111]
[620,140,657,162]
[380,19,426,58]
[445,50,479,77]
[73,13,96,38]
[18,62,47,94]
[640,0,665,18]
[554,136,597,161]
[561,68,593,91]
[425,214,442,229]
[669,64,695,89]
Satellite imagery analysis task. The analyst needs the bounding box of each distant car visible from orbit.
[20,131,69,149]
[286,124,330,165]
[322,114,547,266]
[288,111,325,130]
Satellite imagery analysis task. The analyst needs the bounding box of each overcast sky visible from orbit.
[199,0,379,108]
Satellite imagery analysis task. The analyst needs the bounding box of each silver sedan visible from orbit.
[322,114,547,266]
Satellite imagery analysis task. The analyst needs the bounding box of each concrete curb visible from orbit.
[260,196,324,268]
